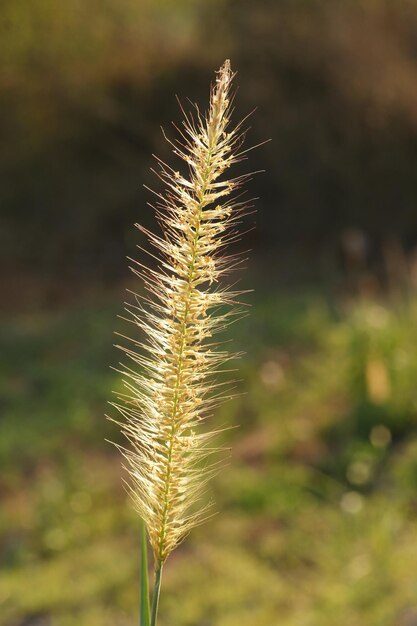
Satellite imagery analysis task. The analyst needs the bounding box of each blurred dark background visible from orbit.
[4,0,417,292]
[3,2,417,626]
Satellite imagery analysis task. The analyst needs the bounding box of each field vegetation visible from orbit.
[2,279,417,625]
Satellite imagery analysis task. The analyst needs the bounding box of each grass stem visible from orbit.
[140,521,150,626]
[150,561,163,626]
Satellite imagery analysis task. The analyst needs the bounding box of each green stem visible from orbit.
[140,521,150,626]
[150,561,163,626]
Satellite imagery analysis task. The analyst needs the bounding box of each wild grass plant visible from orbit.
[111,60,254,625]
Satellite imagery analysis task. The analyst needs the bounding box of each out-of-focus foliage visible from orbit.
[3,0,417,276]
[1,0,207,158]
[2,285,417,625]
[0,0,214,274]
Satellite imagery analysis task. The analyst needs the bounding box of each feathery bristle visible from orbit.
[112,60,251,564]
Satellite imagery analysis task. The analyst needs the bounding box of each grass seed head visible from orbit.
[112,60,252,564]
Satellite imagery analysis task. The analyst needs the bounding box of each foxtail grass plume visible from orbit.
[111,60,252,590]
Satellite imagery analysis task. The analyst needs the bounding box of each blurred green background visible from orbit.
[3,1,417,624]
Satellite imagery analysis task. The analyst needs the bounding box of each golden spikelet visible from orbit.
[111,60,252,566]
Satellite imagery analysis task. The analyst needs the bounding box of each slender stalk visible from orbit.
[140,521,150,626]
[150,561,163,626]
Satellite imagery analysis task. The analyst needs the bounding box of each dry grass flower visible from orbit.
[110,59,254,625]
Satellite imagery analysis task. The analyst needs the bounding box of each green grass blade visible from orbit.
[140,521,151,626]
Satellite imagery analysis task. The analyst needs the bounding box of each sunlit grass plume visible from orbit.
[110,60,253,625]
